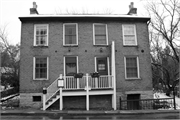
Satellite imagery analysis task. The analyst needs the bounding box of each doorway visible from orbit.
[127,94,140,110]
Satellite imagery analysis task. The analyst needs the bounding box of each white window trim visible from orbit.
[63,23,78,46]
[124,56,140,79]
[93,23,108,46]
[64,56,79,76]
[122,24,137,46]
[33,57,49,80]
[34,24,49,46]
[94,57,109,75]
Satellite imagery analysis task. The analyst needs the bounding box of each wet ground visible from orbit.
[1,112,180,120]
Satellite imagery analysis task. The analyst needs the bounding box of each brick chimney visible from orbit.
[30,2,39,14]
[127,2,137,15]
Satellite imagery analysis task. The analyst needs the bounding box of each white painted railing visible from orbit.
[46,78,59,102]
[89,75,113,89]
[64,75,113,90]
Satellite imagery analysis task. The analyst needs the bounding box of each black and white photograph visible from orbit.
[0,0,180,119]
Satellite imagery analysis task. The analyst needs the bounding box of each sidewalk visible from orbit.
[1,109,180,116]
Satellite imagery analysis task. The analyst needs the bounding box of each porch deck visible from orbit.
[46,75,114,99]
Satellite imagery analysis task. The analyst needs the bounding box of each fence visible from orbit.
[119,98,175,110]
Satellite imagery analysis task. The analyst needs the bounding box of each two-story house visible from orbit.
[19,2,153,110]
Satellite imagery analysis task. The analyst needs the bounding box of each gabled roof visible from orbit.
[19,14,150,22]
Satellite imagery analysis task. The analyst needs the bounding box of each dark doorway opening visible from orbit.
[127,94,140,110]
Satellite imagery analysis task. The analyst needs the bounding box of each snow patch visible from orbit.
[154,92,180,109]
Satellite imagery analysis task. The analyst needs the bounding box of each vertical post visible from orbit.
[86,73,89,111]
[119,97,121,110]
[77,78,79,89]
[111,41,117,110]
[60,87,63,110]
[58,74,64,111]
[95,78,98,88]
[173,88,176,110]
[42,87,47,111]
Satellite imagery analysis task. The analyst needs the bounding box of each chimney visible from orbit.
[127,2,137,15]
[30,2,39,14]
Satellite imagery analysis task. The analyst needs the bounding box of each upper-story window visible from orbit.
[63,23,78,46]
[93,24,108,45]
[122,25,137,46]
[34,24,48,46]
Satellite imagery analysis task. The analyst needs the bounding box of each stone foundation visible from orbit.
[116,90,153,109]
[20,91,153,110]
[48,95,112,110]
[20,93,42,109]
[89,95,112,110]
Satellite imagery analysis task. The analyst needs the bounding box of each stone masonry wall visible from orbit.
[48,95,112,110]
[20,93,42,109]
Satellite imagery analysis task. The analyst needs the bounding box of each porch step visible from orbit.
[45,94,60,109]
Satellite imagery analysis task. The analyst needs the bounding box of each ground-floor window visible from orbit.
[33,57,49,80]
[32,96,41,102]
[124,56,140,79]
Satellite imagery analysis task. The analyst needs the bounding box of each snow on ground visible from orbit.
[154,92,180,109]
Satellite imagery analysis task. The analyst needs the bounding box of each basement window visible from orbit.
[32,96,41,102]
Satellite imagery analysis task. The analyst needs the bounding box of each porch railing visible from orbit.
[119,98,175,110]
[64,75,113,90]
[46,78,59,102]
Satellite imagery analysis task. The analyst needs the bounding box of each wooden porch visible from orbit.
[43,41,116,111]
[43,74,115,110]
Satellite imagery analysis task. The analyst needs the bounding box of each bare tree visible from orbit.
[142,0,180,95]
[0,26,20,90]
[146,0,180,62]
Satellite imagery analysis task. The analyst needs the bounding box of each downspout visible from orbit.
[111,41,116,110]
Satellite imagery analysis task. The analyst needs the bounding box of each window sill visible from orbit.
[93,44,109,47]
[123,45,138,47]
[33,46,48,48]
[63,45,78,47]
[125,78,141,80]
[33,79,48,80]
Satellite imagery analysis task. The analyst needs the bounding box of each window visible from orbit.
[124,56,139,79]
[63,23,78,46]
[33,57,49,80]
[34,24,48,46]
[93,24,108,45]
[33,96,41,102]
[122,25,137,46]
[65,57,78,76]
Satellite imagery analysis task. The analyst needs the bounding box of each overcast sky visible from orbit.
[0,0,147,45]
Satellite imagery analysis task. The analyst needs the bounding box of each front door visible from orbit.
[96,57,108,88]
[65,57,77,76]
[96,57,108,75]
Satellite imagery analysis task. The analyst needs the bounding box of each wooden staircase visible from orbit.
[44,77,60,110]
[45,90,60,110]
